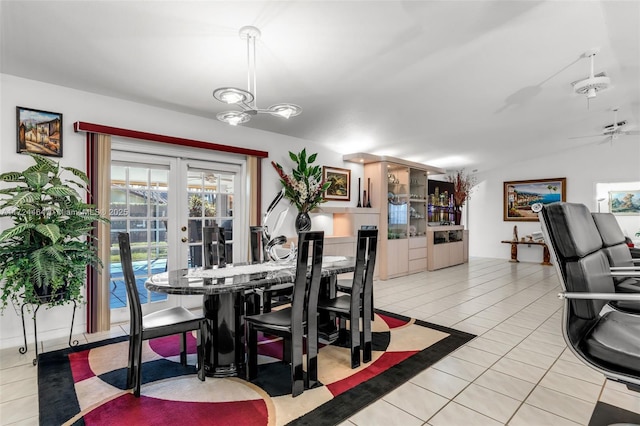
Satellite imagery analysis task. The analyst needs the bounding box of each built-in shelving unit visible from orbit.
[344,153,445,280]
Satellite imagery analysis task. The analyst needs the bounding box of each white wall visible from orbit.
[2,74,639,349]
[0,74,362,349]
[468,141,640,262]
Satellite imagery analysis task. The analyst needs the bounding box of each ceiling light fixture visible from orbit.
[213,26,302,126]
[571,48,611,109]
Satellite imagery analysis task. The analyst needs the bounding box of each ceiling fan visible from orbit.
[570,108,639,144]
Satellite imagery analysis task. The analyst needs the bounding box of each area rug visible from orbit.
[38,310,475,426]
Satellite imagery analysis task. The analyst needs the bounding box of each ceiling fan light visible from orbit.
[217,111,251,126]
[269,103,302,119]
[586,87,596,99]
[213,87,254,105]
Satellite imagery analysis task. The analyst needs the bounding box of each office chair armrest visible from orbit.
[610,269,640,277]
[558,292,640,301]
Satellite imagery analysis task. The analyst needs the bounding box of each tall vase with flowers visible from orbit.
[272,149,331,233]
[447,170,476,225]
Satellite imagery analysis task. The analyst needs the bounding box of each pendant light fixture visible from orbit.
[213,26,302,126]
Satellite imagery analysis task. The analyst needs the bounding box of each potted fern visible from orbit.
[0,154,108,310]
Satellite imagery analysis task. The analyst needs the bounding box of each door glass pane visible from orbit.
[186,169,235,267]
[110,164,169,310]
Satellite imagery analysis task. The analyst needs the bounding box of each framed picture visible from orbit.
[323,166,351,201]
[609,190,640,215]
[16,106,63,157]
[504,177,566,221]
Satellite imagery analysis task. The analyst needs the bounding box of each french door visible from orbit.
[109,145,247,323]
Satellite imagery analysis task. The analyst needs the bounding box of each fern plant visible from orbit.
[0,154,108,310]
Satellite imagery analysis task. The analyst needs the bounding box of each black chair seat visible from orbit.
[318,295,352,314]
[583,310,640,374]
[143,307,204,338]
[246,307,294,331]
[335,279,352,294]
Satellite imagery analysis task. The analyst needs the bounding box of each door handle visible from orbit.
[181,226,187,232]
[181,237,187,243]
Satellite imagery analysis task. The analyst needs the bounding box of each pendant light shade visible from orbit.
[213,26,301,125]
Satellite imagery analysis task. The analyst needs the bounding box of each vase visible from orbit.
[295,211,312,233]
[454,208,462,226]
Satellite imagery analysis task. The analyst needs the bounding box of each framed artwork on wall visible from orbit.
[609,190,640,215]
[323,166,351,201]
[16,106,63,157]
[504,177,566,221]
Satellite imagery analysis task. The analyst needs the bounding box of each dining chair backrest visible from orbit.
[249,225,268,264]
[118,232,143,336]
[291,231,324,327]
[350,229,378,309]
[204,225,226,269]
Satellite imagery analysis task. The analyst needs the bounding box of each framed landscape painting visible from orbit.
[609,190,640,215]
[504,177,566,221]
[16,106,63,157]
[323,166,351,201]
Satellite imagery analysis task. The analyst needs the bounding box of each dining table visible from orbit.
[145,256,356,378]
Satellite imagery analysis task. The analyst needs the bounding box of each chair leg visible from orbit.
[290,335,304,397]
[248,325,259,380]
[306,321,319,390]
[350,311,361,369]
[362,308,372,365]
[180,332,187,366]
[126,335,136,389]
[197,323,205,381]
[133,337,143,397]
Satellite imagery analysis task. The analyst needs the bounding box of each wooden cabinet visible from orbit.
[427,225,465,271]
[344,153,444,280]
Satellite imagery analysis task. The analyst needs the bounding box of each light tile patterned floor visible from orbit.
[1,258,639,425]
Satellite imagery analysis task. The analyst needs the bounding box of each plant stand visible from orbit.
[19,300,78,365]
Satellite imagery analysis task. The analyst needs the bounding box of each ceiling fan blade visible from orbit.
[569,134,601,139]
[623,130,640,136]
[597,137,612,145]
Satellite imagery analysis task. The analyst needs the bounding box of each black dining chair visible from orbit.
[318,229,378,369]
[335,226,378,321]
[245,231,324,397]
[118,232,205,397]
[538,203,640,391]
[249,225,294,313]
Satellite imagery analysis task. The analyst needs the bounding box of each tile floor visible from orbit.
[1,258,639,425]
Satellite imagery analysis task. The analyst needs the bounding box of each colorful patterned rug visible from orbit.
[38,310,474,425]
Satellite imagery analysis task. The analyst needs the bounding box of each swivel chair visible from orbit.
[539,203,640,391]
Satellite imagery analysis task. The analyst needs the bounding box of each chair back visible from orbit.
[350,229,378,310]
[118,232,143,336]
[290,231,324,328]
[592,213,636,276]
[203,225,226,269]
[538,203,616,343]
[249,226,268,264]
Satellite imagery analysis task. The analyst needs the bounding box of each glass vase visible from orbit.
[295,211,312,233]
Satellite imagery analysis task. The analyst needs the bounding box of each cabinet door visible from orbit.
[387,239,409,277]
[449,241,464,265]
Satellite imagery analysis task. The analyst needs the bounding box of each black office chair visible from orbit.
[118,232,205,397]
[591,213,640,292]
[317,229,377,369]
[249,225,294,313]
[245,231,324,397]
[539,203,640,391]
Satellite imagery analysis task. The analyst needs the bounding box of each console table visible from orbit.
[501,240,552,266]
